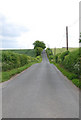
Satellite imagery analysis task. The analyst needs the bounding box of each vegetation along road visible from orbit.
[2,50,79,118]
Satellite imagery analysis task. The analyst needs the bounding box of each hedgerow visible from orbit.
[46,48,54,61]
[46,48,81,88]
[62,49,80,76]
[60,51,69,62]
[53,49,80,77]
[2,51,41,71]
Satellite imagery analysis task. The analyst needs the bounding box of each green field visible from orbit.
[52,47,78,55]
[3,49,36,57]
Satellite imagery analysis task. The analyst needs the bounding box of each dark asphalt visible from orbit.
[2,51,79,118]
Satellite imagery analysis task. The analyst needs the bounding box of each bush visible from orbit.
[2,51,35,71]
[62,49,80,75]
[53,49,80,78]
[55,55,58,63]
[35,47,43,56]
[79,48,81,77]
[46,48,50,51]
[49,55,54,60]
[46,48,53,57]
[60,50,69,62]
[72,79,81,88]
[34,56,42,62]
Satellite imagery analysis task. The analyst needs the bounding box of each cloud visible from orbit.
[0,14,29,49]
[0,15,28,37]
[2,38,19,49]
[2,24,27,37]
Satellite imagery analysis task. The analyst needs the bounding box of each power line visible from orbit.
[54,17,81,49]
[69,17,81,28]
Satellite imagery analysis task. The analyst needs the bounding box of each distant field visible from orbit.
[2,49,35,57]
[51,48,78,55]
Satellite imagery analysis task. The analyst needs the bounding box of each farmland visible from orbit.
[51,47,78,55]
[3,49,36,57]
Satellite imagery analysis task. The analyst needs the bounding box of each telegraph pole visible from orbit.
[66,26,68,50]
[54,47,56,56]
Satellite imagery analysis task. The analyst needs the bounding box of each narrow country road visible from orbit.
[2,51,79,118]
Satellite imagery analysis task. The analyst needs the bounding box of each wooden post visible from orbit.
[54,48,56,56]
[66,26,68,50]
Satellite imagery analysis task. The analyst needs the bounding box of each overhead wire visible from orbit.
[56,17,81,48]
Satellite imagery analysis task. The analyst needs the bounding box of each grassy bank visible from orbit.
[2,62,36,82]
[1,49,42,82]
[52,62,81,88]
[2,57,42,82]
[46,48,81,88]
[2,51,36,71]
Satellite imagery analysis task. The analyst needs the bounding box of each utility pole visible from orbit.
[54,47,56,56]
[66,26,68,50]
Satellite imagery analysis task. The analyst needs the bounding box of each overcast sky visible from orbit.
[0,0,80,49]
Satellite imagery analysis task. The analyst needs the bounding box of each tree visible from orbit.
[35,47,43,56]
[33,40,46,49]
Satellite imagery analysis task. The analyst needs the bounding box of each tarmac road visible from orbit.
[2,51,79,118]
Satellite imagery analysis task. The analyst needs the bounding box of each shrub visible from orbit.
[49,55,54,60]
[55,55,58,63]
[34,56,42,62]
[35,47,43,56]
[53,49,80,79]
[54,53,61,63]
[46,48,51,51]
[46,48,53,58]
[72,79,81,88]
[2,51,35,71]
[60,50,69,62]
[62,49,80,75]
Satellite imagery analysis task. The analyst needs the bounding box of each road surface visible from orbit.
[2,51,79,118]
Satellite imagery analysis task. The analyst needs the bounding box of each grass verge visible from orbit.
[51,61,81,88]
[2,60,42,82]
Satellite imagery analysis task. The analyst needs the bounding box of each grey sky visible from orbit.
[0,0,80,49]
[79,2,81,47]
[0,15,28,49]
